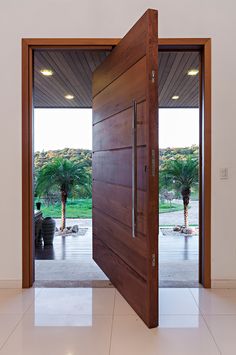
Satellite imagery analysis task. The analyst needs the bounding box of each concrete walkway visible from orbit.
[159,200,199,226]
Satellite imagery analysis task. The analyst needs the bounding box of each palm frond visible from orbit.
[160,156,198,192]
[35,157,90,197]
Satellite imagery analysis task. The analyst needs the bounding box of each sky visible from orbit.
[159,108,199,148]
[34,109,92,151]
[34,108,199,152]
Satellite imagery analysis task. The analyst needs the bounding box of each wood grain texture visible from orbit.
[198,54,203,285]
[93,180,147,235]
[92,147,147,190]
[93,237,147,319]
[145,9,158,327]
[92,9,159,328]
[159,38,211,289]
[158,38,210,47]
[93,209,147,278]
[24,38,120,46]
[22,39,31,288]
[93,101,147,151]
[29,48,35,285]
[93,57,146,124]
[92,13,148,98]
[202,39,211,288]
[22,43,35,288]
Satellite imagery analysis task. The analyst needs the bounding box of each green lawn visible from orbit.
[38,198,92,219]
[36,198,183,219]
[159,202,183,213]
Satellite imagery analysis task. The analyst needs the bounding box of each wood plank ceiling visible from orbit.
[33,50,199,108]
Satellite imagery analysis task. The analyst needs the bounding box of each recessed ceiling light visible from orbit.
[172,95,179,100]
[187,69,199,76]
[65,94,74,100]
[40,69,53,76]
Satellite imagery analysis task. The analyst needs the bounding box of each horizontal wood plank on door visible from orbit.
[92,147,147,190]
[92,10,159,327]
[93,236,147,319]
[92,12,148,97]
[93,208,147,278]
[93,57,146,124]
[93,180,147,235]
[93,101,147,152]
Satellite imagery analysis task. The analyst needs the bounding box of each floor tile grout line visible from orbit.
[201,313,223,355]
[18,288,43,316]
[24,286,116,317]
[188,287,203,314]
[188,287,236,316]
[189,288,216,317]
[0,287,117,353]
[108,289,116,355]
[188,288,222,354]
[19,312,114,316]
[0,311,28,353]
[0,288,43,320]
[0,287,47,353]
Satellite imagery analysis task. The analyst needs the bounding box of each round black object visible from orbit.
[42,217,56,246]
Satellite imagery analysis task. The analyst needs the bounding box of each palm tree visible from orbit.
[36,158,89,230]
[160,156,198,228]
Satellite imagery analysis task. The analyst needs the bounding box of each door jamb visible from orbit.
[22,37,211,288]
[158,38,211,288]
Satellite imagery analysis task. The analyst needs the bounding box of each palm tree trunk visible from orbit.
[61,191,67,230]
[181,188,190,229]
[184,203,189,228]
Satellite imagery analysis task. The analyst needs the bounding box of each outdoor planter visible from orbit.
[36,201,41,210]
[42,217,56,246]
[34,210,43,247]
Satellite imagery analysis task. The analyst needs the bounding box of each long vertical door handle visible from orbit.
[132,100,137,238]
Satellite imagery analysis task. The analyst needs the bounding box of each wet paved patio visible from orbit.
[159,228,199,287]
[35,218,199,287]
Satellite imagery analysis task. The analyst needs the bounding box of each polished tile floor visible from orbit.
[0,287,235,354]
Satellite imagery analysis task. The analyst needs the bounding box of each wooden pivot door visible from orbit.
[92,9,159,328]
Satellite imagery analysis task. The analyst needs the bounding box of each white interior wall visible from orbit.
[0,0,235,286]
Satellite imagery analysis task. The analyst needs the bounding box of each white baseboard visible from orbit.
[212,279,236,288]
[0,280,22,289]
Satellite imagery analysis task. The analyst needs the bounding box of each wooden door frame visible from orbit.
[158,38,211,288]
[22,37,211,288]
